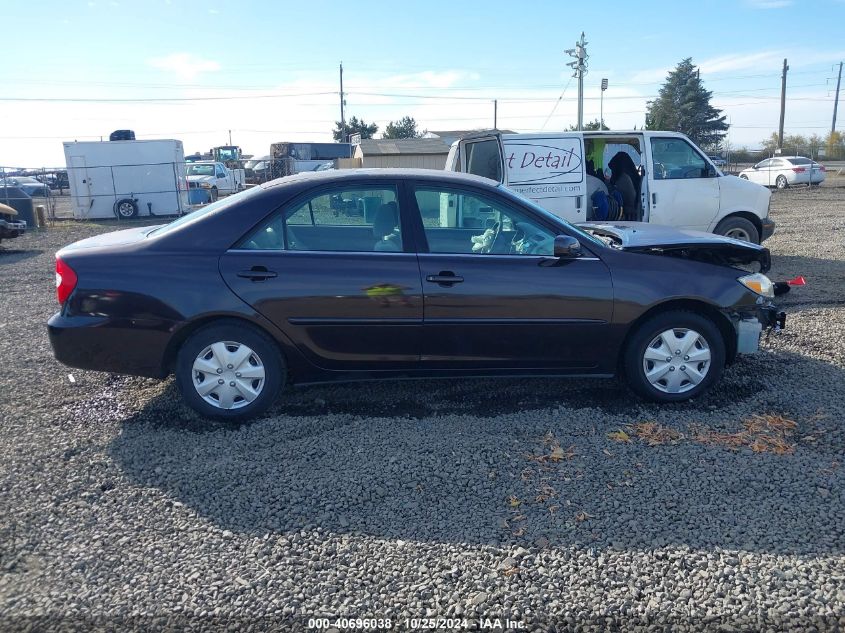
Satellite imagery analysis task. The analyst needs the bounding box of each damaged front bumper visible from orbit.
[732,304,786,355]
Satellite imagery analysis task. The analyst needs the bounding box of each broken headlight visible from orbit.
[738,272,774,298]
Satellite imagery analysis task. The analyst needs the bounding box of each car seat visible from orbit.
[372,201,401,251]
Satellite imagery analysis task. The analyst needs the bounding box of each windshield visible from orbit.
[187,164,215,176]
[499,185,606,248]
[149,186,261,237]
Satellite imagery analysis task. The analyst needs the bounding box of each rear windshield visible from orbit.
[789,158,812,165]
[149,186,262,237]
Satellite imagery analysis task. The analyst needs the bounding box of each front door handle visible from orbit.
[237,266,277,281]
[652,192,657,205]
[426,271,464,286]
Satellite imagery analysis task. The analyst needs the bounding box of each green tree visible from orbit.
[567,118,609,131]
[645,58,728,147]
[382,116,420,139]
[826,131,844,160]
[332,116,378,142]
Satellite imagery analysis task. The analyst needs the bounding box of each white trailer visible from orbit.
[63,139,189,220]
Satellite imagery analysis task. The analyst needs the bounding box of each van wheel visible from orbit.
[776,175,788,189]
[624,310,725,403]
[113,198,138,219]
[714,216,759,244]
[175,321,284,422]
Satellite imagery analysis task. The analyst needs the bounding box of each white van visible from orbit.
[445,131,774,243]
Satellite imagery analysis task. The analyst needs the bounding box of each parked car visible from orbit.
[447,130,774,244]
[48,169,785,421]
[186,161,245,200]
[2,176,49,198]
[0,202,26,244]
[739,156,826,189]
[709,155,727,167]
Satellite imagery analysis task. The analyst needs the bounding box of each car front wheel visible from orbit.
[175,321,284,421]
[623,310,725,403]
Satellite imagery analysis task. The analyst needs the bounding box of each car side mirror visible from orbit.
[706,165,717,177]
[554,235,582,258]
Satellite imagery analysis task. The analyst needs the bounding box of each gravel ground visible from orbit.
[1,187,844,632]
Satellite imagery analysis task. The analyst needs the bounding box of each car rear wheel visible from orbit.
[623,310,725,403]
[776,175,788,189]
[714,216,760,244]
[175,321,284,421]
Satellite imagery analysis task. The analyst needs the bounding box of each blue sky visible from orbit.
[1,0,843,165]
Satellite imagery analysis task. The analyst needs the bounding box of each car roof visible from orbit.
[260,168,499,189]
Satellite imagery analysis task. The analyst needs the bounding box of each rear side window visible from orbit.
[789,157,811,165]
[239,186,401,253]
[464,139,503,182]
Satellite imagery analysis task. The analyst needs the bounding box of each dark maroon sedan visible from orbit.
[48,169,784,421]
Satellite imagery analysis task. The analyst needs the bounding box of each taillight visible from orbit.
[819,165,826,171]
[56,257,77,305]
[792,167,806,173]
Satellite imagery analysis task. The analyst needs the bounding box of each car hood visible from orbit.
[579,221,771,273]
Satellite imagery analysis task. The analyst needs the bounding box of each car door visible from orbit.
[646,136,720,231]
[215,164,230,192]
[409,182,613,371]
[747,159,770,185]
[219,182,423,370]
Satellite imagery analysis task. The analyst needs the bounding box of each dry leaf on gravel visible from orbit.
[575,511,594,523]
[607,429,631,443]
[631,421,684,445]
[506,495,522,508]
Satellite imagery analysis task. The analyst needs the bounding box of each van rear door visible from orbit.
[456,133,506,184]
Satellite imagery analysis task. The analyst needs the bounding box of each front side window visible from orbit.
[240,186,401,252]
[414,187,555,256]
[650,138,709,179]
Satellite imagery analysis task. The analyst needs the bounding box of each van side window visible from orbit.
[650,138,709,180]
[464,140,502,182]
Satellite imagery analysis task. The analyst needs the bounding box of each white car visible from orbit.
[739,156,825,189]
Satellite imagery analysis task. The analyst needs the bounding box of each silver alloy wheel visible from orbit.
[725,227,751,242]
[117,202,135,217]
[192,340,266,410]
[776,175,788,189]
[642,328,711,394]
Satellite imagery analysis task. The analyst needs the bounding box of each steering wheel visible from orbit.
[510,224,527,254]
[480,221,501,254]
[654,162,668,180]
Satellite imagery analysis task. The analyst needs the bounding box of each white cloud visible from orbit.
[148,53,220,80]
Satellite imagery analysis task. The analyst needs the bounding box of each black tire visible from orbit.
[210,186,219,201]
[714,215,760,244]
[175,320,284,421]
[113,198,138,219]
[776,175,788,189]
[623,310,725,403]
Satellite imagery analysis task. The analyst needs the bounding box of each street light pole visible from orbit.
[600,78,608,129]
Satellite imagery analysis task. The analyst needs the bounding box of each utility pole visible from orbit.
[228,129,232,146]
[339,62,346,143]
[832,61,843,135]
[493,100,498,129]
[778,58,789,153]
[565,32,588,131]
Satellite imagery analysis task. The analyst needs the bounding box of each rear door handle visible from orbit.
[426,272,464,286]
[237,266,277,281]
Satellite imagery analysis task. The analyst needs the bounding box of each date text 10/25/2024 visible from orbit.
[307,617,526,630]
